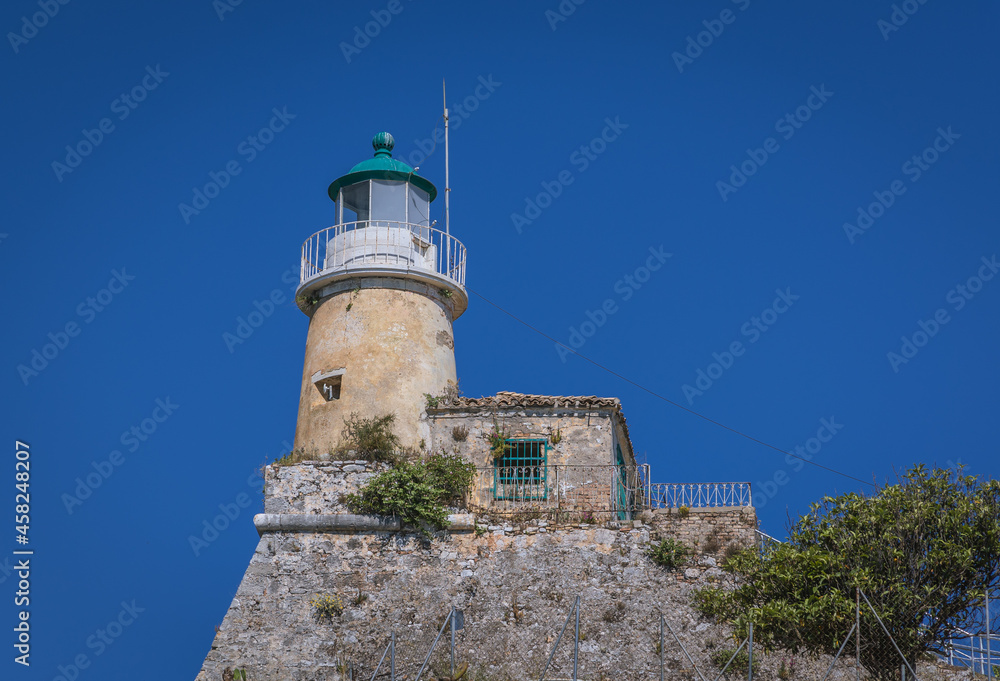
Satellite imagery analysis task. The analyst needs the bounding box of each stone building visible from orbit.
[194,133,756,681]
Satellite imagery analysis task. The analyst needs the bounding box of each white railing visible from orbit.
[300,221,467,288]
[755,529,781,553]
[645,482,752,509]
[467,465,642,519]
[942,630,998,675]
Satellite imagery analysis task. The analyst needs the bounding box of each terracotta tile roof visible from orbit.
[430,391,636,461]
[448,391,622,410]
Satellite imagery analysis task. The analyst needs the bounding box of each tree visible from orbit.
[694,465,1000,680]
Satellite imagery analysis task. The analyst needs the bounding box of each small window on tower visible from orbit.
[493,439,547,501]
[311,368,345,402]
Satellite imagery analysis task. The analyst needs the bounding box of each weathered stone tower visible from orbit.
[294,132,467,453]
[193,132,759,681]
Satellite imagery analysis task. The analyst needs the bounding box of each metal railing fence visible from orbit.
[299,220,467,287]
[467,464,642,519]
[646,482,752,509]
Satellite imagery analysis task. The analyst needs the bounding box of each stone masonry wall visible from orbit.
[195,462,759,681]
[264,461,391,515]
[195,509,755,681]
[426,409,624,469]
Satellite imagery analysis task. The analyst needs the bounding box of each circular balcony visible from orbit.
[297,221,468,316]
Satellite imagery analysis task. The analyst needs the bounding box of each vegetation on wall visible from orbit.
[424,380,462,410]
[485,420,511,460]
[693,465,1000,681]
[338,412,401,462]
[645,537,690,570]
[310,594,344,621]
[344,452,476,536]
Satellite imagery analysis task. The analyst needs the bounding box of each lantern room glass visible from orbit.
[337,180,431,230]
[407,185,430,227]
[371,180,407,224]
[338,182,370,225]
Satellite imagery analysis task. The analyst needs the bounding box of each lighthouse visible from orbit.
[293,132,468,453]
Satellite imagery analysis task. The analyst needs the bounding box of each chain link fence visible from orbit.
[318,590,992,681]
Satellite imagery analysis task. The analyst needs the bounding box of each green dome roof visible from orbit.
[328,132,437,202]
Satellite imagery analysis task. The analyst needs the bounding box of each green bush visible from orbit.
[710,647,759,677]
[425,452,476,504]
[343,452,476,536]
[339,412,401,462]
[645,538,690,570]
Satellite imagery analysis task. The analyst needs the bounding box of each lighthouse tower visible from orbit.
[293,132,468,453]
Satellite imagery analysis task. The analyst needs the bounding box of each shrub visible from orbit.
[693,586,730,619]
[645,538,690,570]
[339,412,401,462]
[273,448,311,467]
[550,427,563,445]
[710,647,759,677]
[344,463,448,533]
[310,594,344,621]
[424,452,476,504]
[452,425,469,442]
[344,452,476,536]
[677,505,690,518]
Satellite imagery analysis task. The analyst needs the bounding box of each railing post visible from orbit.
[450,607,455,678]
[555,465,561,514]
[748,620,754,681]
[986,595,992,681]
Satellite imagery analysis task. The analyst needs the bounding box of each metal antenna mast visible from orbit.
[443,79,451,271]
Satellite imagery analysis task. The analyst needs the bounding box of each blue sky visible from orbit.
[2,0,999,678]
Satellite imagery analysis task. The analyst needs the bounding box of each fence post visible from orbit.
[660,614,665,681]
[856,588,861,681]
[391,632,395,681]
[748,620,754,681]
[451,607,456,678]
[574,596,580,681]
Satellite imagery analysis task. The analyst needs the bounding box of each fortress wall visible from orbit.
[195,462,757,681]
